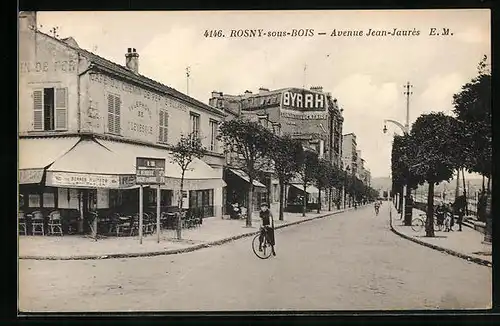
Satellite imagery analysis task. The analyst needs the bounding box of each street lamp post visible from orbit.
[383,82,412,221]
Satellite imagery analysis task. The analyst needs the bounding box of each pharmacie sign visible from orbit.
[136,157,166,185]
[281,90,326,111]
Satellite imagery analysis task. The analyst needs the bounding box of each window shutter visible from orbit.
[163,111,169,143]
[107,95,114,133]
[114,96,121,134]
[55,88,68,130]
[33,90,43,130]
[158,110,164,142]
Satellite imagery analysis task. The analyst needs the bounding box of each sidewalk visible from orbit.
[390,205,492,267]
[19,208,350,260]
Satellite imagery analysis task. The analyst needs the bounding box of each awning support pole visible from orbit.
[139,185,143,245]
[157,185,161,244]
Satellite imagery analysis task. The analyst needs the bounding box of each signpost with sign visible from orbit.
[136,157,166,244]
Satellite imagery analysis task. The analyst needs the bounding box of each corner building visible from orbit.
[18,12,226,233]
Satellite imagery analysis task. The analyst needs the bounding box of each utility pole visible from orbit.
[186,66,191,95]
[403,81,413,132]
[401,81,413,223]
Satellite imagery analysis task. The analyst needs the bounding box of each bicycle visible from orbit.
[411,213,446,232]
[252,226,275,259]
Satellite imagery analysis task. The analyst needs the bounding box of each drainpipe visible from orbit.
[77,59,94,133]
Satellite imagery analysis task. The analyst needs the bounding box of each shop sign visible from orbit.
[119,175,136,187]
[136,157,166,185]
[48,172,120,188]
[19,169,44,184]
[282,90,326,111]
[280,109,327,120]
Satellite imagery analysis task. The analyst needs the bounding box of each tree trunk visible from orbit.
[398,188,404,213]
[461,168,468,216]
[246,182,253,227]
[279,181,284,221]
[425,182,435,237]
[302,181,307,217]
[177,171,185,240]
[404,186,412,226]
[328,187,332,211]
[317,187,321,214]
[487,175,491,193]
[482,175,485,192]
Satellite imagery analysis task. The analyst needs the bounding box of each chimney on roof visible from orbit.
[211,91,223,98]
[125,48,139,74]
[310,86,323,93]
[258,88,269,94]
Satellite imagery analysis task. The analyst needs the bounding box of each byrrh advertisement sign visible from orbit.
[281,89,326,111]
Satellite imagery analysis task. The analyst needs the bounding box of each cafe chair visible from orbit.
[48,210,63,236]
[18,211,27,236]
[31,210,45,236]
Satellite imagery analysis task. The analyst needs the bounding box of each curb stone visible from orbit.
[389,219,491,268]
[19,208,352,261]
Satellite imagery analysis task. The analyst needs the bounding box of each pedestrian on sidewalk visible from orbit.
[453,195,466,232]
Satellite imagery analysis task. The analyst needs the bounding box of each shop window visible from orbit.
[158,109,169,144]
[32,87,68,131]
[107,93,121,135]
[43,192,55,208]
[28,194,40,208]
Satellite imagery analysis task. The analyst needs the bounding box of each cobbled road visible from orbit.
[19,203,491,312]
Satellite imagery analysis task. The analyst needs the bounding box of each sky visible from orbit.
[36,9,491,178]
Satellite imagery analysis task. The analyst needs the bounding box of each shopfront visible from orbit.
[18,135,225,235]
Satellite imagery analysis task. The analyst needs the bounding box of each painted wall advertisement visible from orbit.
[281,89,326,111]
[89,72,162,143]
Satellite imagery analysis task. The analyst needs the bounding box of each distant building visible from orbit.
[210,86,344,212]
[342,133,357,175]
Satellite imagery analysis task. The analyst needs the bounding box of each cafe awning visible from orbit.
[45,138,135,189]
[290,183,319,194]
[18,137,80,184]
[228,168,266,188]
[98,139,226,190]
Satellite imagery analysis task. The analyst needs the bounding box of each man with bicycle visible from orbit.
[258,203,276,256]
[374,200,381,215]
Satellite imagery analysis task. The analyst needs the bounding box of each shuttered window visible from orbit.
[158,109,169,144]
[32,87,68,131]
[107,94,121,134]
[33,90,43,131]
[55,88,68,130]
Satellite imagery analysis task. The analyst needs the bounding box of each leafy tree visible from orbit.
[218,117,274,227]
[171,132,206,240]
[298,150,319,216]
[268,135,304,221]
[391,134,420,225]
[407,113,457,237]
[327,165,344,209]
[313,159,332,213]
[452,55,491,182]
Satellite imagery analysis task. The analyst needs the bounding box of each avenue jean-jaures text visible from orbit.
[204,28,453,38]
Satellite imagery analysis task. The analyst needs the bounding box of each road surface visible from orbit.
[19,203,492,311]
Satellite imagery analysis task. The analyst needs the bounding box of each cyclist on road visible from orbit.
[374,200,381,215]
[258,203,276,256]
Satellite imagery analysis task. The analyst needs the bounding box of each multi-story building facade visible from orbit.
[342,133,358,175]
[209,86,344,212]
[18,11,226,228]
